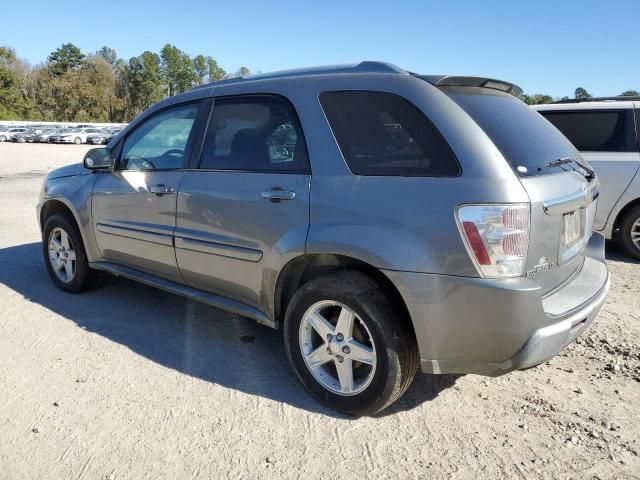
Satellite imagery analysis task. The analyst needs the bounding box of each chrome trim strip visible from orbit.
[543,182,599,215]
[96,223,173,246]
[174,236,263,262]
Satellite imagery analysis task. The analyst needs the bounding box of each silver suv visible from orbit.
[38,62,610,415]
[534,99,640,259]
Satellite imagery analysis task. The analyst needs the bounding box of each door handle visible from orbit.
[149,184,176,195]
[260,188,296,202]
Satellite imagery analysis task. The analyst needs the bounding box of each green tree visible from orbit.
[127,51,163,115]
[97,46,117,66]
[206,57,226,82]
[521,93,553,105]
[47,43,86,76]
[620,90,639,97]
[0,46,33,119]
[160,44,198,96]
[193,54,208,84]
[574,87,592,99]
[237,66,250,77]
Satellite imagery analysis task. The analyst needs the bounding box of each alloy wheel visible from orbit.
[299,300,376,396]
[48,227,76,283]
[632,218,640,251]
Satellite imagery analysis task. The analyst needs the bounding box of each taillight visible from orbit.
[456,204,530,278]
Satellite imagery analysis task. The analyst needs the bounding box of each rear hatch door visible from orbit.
[442,86,598,294]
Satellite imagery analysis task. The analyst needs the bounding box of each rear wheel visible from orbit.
[283,271,419,416]
[0,135,6,142]
[619,205,640,260]
[42,214,100,293]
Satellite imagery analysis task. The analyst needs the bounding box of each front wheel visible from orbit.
[0,135,6,142]
[619,206,640,260]
[42,214,100,293]
[74,137,82,145]
[284,271,419,416]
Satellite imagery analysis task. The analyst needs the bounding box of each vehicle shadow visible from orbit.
[605,240,640,265]
[0,242,454,418]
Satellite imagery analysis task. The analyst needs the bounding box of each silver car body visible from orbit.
[534,101,640,240]
[37,62,609,376]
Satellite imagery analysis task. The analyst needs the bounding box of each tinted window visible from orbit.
[199,96,309,172]
[444,87,579,177]
[320,91,459,177]
[540,110,637,152]
[120,103,199,170]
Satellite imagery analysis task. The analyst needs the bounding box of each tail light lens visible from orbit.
[456,204,530,278]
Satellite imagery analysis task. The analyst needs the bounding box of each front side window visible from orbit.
[120,103,199,170]
[540,110,637,152]
[319,91,460,176]
[199,96,309,172]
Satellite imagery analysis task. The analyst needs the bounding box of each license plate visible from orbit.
[564,211,581,245]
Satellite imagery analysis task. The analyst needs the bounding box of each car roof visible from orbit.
[534,100,638,111]
[190,60,523,97]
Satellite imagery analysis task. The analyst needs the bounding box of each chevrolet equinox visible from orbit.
[38,62,610,415]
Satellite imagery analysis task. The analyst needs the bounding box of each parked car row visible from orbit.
[0,125,125,144]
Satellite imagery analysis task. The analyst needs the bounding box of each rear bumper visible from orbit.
[384,232,609,376]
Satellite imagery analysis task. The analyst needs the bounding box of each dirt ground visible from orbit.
[0,142,638,480]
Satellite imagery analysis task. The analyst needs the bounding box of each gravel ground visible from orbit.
[0,142,638,480]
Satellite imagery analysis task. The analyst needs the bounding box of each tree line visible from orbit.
[2,43,639,121]
[0,43,250,123]
[521,86,639,105]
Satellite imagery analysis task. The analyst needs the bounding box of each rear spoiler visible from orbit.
[417,75,523,98]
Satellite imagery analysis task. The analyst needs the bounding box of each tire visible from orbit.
[0,135,6,142]
[283,270,419,416]
[74,137,82,145]
[42,213,100,293]
[619,205,640,260]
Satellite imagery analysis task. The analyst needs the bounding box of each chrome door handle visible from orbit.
[149,184,175,195]
[260,189,296,202]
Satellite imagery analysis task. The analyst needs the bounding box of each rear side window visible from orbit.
[319,91,460,177]
[199,95,309,173]
[540,110,637,152]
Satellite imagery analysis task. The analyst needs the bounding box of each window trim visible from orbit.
[194,93,311,175]
[540,108,637,153]
[318,90,461,178]
[116,99,209,172]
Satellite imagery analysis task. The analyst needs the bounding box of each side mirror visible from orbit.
[83,148,114,170]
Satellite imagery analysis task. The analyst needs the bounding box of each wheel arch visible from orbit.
[612,196,640,237]
[274,253,413,330]
[39,198,95,260]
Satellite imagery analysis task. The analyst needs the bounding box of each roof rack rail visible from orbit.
[551,96,640,104]
[192,61,408,91]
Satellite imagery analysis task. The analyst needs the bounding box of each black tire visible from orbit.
[283,270,419,416]
[42,213,100,293]
[619,205,640,260]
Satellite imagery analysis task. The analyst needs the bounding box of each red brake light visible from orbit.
[462,221,491,265]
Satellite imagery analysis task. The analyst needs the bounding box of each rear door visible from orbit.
[538,109,640,231]
[91,101,207,282]
[175,94,311,310]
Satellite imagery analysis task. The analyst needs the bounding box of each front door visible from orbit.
[175,95,311,310]
[92,101,204,282]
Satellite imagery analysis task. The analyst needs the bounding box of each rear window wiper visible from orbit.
[538,157,596,180]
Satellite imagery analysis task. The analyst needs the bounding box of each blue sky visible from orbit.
[2,0,637,98]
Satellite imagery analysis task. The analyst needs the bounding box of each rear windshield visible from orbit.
[539,110,637,152]
[442,87,579,177]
